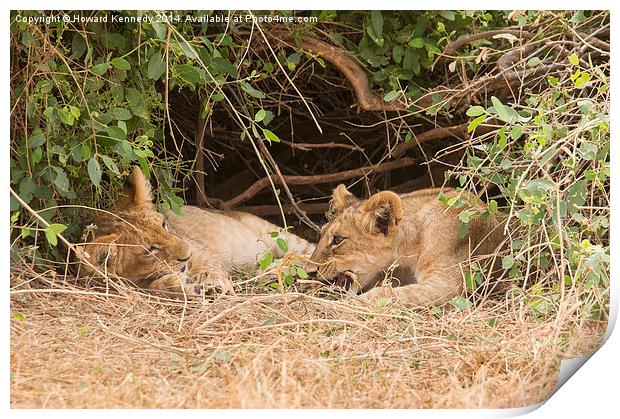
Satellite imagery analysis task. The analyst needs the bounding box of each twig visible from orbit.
[193,96,208,207]
[280,140,363,152]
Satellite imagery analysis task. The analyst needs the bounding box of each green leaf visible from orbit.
[92,62,110,76]
[107,126,126,141]
[383,90,399,102]
[111,57,131,70]
[28,129,46,148]
[21,227,31,238]
[109,107,132,121]
[449,296,472,310]
[87,157,102,187]
[175,64,205,85]
[147,52,165,81]
[488,200,498,215]
[502,255,514,270]
[151,21,167,40]
[296,267,309,279]
[101,155,120,174]
[365,25,384,47]
[439,10,456,21]
[240,81,265,99]
[53,167,70,192]
[58,107,76,125]
[259,250,273,270]
[510,125,523,140]
[459,222,469,239]
[254,109,267,122]
[524,178,555,195]
[527,57,541,68]
[464,273,479,291]
[44,223,67,247]
[283,274,294,286]
[178,39,199,60]
[377,298,390,308]
[567,180,587,214]
[210,57,238,78]
[458,210,470,224]
[12,312,28,321]
[491,96,511,123]
[370,11,384,38]
[262,129,280,144]
[408,38,425,48]
[467,115,485,133]
[276,238,289,253]
[466,106,485,117]
[568,53,580,66]
[70,33,87,60]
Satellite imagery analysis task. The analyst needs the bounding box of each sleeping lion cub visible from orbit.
[77,166,314,295]
[309,185,506,306]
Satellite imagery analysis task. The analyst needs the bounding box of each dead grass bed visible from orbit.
[10,264,605,409]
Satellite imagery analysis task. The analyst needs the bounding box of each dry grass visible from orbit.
[10,264,605,409]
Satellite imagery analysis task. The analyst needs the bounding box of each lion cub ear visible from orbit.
[361,191,404,235]
[116,166,153,208]
[330,184,358,214]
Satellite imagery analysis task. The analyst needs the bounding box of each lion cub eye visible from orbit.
[146,245,160,254]
[331,235,345,246]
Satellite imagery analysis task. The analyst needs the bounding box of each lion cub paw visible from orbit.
[150,267,234,297]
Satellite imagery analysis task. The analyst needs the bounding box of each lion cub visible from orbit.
[77,166,315,296]
[309,185,505,306]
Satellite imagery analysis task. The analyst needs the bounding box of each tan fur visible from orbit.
[309,185,506,306]
[77,167,315,295]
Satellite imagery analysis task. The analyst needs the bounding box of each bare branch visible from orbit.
[221,158,416,209]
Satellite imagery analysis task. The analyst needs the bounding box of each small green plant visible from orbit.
[258,231,309,291]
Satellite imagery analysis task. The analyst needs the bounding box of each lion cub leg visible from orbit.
[361,258,462,307]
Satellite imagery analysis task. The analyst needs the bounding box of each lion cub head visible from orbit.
[77,166,192,287]
[310,184,405,294]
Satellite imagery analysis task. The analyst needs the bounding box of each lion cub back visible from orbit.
[166,206,314,269]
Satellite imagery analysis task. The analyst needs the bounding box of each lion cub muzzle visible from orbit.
[315,260,359,291]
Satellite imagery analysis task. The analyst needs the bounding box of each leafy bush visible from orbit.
[454,55,609,320]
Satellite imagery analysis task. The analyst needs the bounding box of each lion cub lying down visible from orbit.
[309,185,506,306]
[77,166,314,295]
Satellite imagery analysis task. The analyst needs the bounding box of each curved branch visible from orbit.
[221,158,416,209]
[438,29,535,61]
[269,30,405,112]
